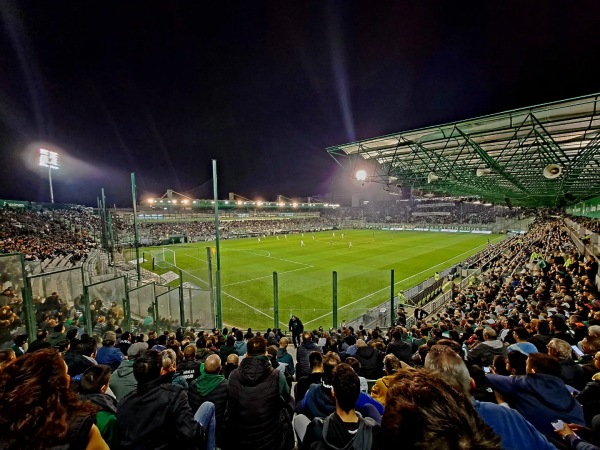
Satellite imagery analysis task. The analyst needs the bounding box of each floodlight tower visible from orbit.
[39,148,59,203]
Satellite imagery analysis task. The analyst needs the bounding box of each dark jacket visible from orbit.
[576,376,600,426]
[219,344,238,366]
[188,365,228,447]
[110,360,137,401]
[487,373,585,437]
[80,392,118,448]
[296,372,324,404]
[385,340,413,365]
[302,412,379,450]
[558,358,586,390]
[63,352,95,377]
[298,383,336,420]
[354,346,384,380]
[117,375,204,449]
[467,340,507,367]
[296,341,322,380]
[277,347,295,376]
[176,359,201,383]
[225,356,293,450]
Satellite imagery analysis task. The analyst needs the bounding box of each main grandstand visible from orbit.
[1,94,600,449]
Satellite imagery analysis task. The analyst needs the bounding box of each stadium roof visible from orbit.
[327,93,600,208]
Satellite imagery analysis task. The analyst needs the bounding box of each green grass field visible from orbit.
[140,230,503,330]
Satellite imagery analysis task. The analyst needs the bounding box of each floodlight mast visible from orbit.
[39,149,59,203]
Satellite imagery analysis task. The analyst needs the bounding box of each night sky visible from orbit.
[1,1,599,206]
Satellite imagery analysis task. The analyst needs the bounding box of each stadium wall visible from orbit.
[566,195,600,219]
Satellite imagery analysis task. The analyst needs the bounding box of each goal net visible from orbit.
[152,248,177,269]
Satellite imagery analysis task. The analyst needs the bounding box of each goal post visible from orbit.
[152,248,176,269]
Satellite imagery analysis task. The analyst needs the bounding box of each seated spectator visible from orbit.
[295,351,325,403]
[10,334,27,357]
[425,344,555,450]
[26,329,51,353]
[576,351,600,426]
[188,354,227,449]
[506,350,528,376]
[0,348,15,369]
[491,355,511,376]
[344,357,369,394]
[467,327,507,368]
[117,349,215,449]
[161,348,188,389]
[528,320,553,353]
[296,331,322,380]
[224,353,238,379]
[79,364,118,448]
[109,341,148,401]
[385,327,412,365]
[381,368,501,449]
[117,331,132,356]
[0,349,107,449]
[299,364,381,449]
[64,336,98,377]
[297,352,341,420]
[96,331,124,372]
[225,336,293,449]
[487,352,585,437]
[507,327,538,355]
[177,344,201,383]
[267,345,293,388]
[276,337,295,377]
[547,338,586,389]
[371,354,402,406]
[354,339,384,380]
[234,330,247,356]
[219,334,237,366]
[48,322,67,347]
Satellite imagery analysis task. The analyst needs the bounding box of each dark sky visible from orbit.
[1,1,598,206]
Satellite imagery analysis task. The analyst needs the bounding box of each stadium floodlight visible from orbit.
[147,198,154,203]
[39,148,59,203]
[355,169,367,181]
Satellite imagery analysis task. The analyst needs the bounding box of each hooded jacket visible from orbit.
[188,363,227,447]
[234,340,247,356]
[80,392,118,448]
[487,373,585,437]
[277,347,295,376]
[296,340,322,380]
[109,360,137,401]
[225,356,293,449]
[354,346,384,380]
[467,339,507,367]
[302,412,378,450]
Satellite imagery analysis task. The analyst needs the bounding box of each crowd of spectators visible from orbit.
[0,207,98,261]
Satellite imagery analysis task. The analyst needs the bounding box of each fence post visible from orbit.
[206,247,215,328]
[21,284,36,344]
[332,271,338,329]
[179,270,185,329]
[123,283,131,332]
[82,287,93,336]
[273,272,279,330]
[390,269,395,326]
[152,283,159,334]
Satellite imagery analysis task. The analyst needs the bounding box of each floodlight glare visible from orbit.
[147,198,154,203]
[39,148,59,203]
[355,170,367,181]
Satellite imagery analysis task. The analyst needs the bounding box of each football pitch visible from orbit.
[140,229,503,330]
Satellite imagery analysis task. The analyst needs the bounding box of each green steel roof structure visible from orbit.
[327,93,600,208]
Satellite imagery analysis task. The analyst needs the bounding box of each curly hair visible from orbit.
[0,349,97,450]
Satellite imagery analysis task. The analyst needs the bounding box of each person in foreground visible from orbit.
[0,348,108,450]
[117,349,216,450]
[300,363,380,449]
[381,368,502,449]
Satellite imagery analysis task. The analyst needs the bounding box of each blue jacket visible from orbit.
[95,346,125,372]
[487,373,585,437]
[473,399,555,450]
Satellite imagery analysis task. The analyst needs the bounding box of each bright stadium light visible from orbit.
[39,148,59,203]
[147,198,154,204]
[355,169,367,181]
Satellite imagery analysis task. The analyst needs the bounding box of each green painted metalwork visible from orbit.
[328,93,600,207]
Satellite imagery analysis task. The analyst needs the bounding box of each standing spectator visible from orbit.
[48,323,67,347]
[96,331,125,372]
[296,331,322,380]
[117,350,215,450]
[354,339,384,380]
[26,329,51,353]
[225,336,293,450]
[0,349,108,449]
[385,327,412,365]
[289,315,304,348]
